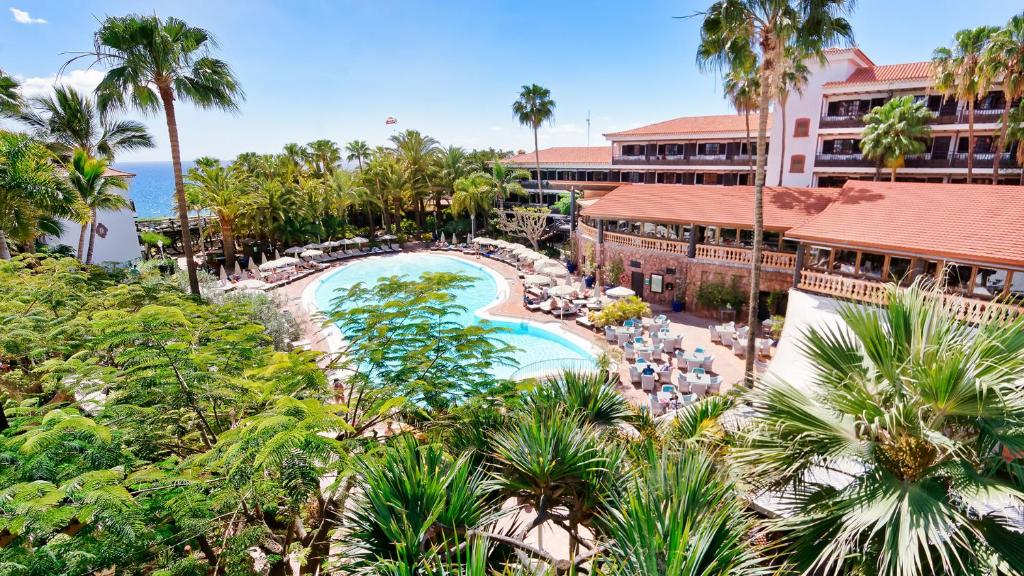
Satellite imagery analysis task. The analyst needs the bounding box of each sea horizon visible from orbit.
[115,160,197,219]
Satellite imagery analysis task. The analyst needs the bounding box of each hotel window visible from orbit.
[763,231,782,250]
[859,252,885,279]
[821,139,860,155]
[789,154,806,173]
[832,250,858,275]
[807,246,832,270]
[698,142,722,156]
[944,263,974,294]
[793,118,810,137]
[621,144,644,157]
[973,268,1010,299]
[887,257,912,284]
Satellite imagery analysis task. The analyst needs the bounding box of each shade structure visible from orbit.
[284,246,304,255]
[233,262,242,276]
[259,253,268,266]
[439,232,446,244]
[472,237,492,245]
[248,259,259,273]
[535,259,568,274]
[491,239,511,249]
[350,236,368,244]
[300,249,323,258]
[522,251,546,262]
[219,266,228,282]
[379,234,396,241]
[548,284,575,297]
[606,286,636,299]
[303,243,321,250]
[274,249,281,260]
[451,234,458,244]
[524,274,552,286]
[546,268,570,279]
[321,240,341,248]
[234,279,270,291]
[259,256,300,271]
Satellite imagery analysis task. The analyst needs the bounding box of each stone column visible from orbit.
[687,225,698,259]
[792,243,806,289]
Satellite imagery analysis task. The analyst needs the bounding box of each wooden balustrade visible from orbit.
[602,230,689,254]
[578,222,597,240]
[694,244,795,270]
[799,270,1024,324]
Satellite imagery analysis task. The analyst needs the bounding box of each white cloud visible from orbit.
[10,7,46,24]
[16,69,105,100]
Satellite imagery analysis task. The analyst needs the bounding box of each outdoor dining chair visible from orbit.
[628,365,641,384]
[616,333,630,346]
[638,350,653,363]
[641,373,657,392]
[701,356,714,372]
[708,375,722,395]
[721,332,734,347]
[685,358,702,371]
[732,339,746,358]
[690,381,707,398]
[604,326,616,343]
[625,347,637,362]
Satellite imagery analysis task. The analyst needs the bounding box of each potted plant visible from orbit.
[671,285,684,313]
[581,245,596,288]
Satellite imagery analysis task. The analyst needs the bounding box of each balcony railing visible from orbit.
[819,108,1006,129]
[798,270,1024,324]
[814,152,1018,169]
[694,244,796,270]
[603,229,690,254]
[612,154,755,167]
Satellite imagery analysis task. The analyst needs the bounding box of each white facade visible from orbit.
[47,187,142,265]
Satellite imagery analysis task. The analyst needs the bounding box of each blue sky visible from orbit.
[2,0,1022,163]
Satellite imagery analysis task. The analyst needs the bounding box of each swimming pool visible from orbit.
[310,253,598,379]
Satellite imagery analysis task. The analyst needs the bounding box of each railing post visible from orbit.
[792,243,805,289]
[687,228,697,259]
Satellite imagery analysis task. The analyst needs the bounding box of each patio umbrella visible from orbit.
[524,274,552,286]
[534,259,564,273]
[300,249,323,258]
[522,251,546,262]
[284,247,304,255]
[274,249,281,260]
[548,285,575,297]
[350,236,368,244]
[472,237,491,245]
[233,262,242,276]
[235,279,270,291]
[452,233,458,244]
[439,232,446,244]
[303,243,321,250]
[259,253,268,266]
[219,266,228,282]
[248,259,259,273]
[321,240,340,249]
[606,286,636,299]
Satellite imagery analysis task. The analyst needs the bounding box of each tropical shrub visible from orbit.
[591,295,651,327]
[695,277,745,310]
[607,256,625,285]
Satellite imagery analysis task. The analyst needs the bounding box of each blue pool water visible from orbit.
[313,254,596,379]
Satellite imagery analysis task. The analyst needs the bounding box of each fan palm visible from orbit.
[697,0,855,382]
[330,169,378,233]
[735,281,1024,575]
[68,149,130,264]
[860,96,933,182]
[512,84,555,204]
[185,160,248,267]
[0,70,23,117]
[598,448,767,576]
[723,63,760,181]
[933,25,1000,183]
[346,139,371,171]
[524,369,631,428]
[484,160,530,210]
[390,129,439,228]
[981,13,1024,181]
[1007,104,1024,185]
[451,173,494,237]
[75,14,244,296]
[18,86,153,162]
[0,132,74,260]
[307,138,341,177]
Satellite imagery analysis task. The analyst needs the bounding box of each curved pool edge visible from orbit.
[299,253,603,374]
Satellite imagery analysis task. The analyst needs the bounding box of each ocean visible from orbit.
[115,161,196,219]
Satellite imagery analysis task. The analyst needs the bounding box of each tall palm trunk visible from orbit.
[746,65,773,385]
[0,230,10,260]
[967,98,975,183]
[745,111,754,182]
[363,205,374,237]
[77,222,89,262]
[159,84,201,296]
[86,208,98,264]
[992,94,1012,182]
[220,215,236,268]
[533,126,542,204]
[776,95,787,186]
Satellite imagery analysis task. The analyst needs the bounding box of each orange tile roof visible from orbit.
[823,61,933,88]
[786,181,1024,268]
[503,146,611,166]
[580,184,837,231]
[823,47,876,66]
[604,114,768,138]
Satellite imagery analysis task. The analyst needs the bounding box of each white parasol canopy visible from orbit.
[548,285,575,297]
[321,240,342,248]
[259,256,300,271]
[606,286,636,299]
[233,262,242,276]
[234,279,270,290]
[219,266,228,282]
[439,232,446,244]
[472,237,492,245]
[248,259,259,273]
[284,246,304,255]
[524,274,552,286]
[303,243,322,250]
[350,236,368,244]
[274,249,281,259]
[300,249,323,258]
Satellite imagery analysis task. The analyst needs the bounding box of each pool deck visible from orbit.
[277,248,748,409]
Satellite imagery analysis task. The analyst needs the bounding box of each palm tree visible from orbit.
[0,132,74,259]
[512,84,555,204]
[598,449,766,576]
[774,45,811,185]
[306,138,341,177]
[981,13,1024,182]
[451,173,493,237]
[435,145,469,231]
[933,25,1000,184]
[18,86,153,162]
[1007,103,1024,185]
[67,149,130,264]
[736,282,1024,575]
[330,169,378,234]
[723,64,760,181]
[76,14,244,296]
[860,96,933,182]
[482,160,530,210]
[0,70,22,117]
[345,139,370,171]
[697,0,855,382]
[185,161,248,267]
[390,130,439,228]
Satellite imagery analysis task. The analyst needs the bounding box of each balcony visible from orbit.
[814,152,1019,170]
[694,244,796,270]
[612,154,754,167]
[819,108,1007,129]
[798,270,1024,324]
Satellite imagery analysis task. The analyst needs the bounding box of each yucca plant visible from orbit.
[597,447,768,576]
[525,370,631,428]
[736,281,1024,575]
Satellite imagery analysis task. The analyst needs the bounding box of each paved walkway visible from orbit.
[275,249,751,410]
